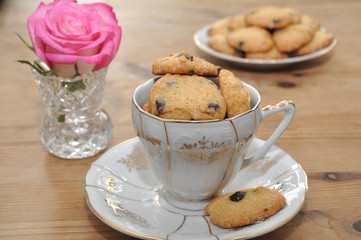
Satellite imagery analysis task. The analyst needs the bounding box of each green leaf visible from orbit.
[17,59,56,77]
[74,63,81,77]
[17,60,43,74]
[15,32,35,53]
[62,79,86,92]
[57,114,65,123]
[60,64,86,92]
[43,70,57,76]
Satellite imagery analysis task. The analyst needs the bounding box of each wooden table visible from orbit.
[1,0,360,239]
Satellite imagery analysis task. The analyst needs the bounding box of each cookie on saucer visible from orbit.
[205,186,286,228]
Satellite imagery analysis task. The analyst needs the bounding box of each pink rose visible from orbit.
[27,0,122,78]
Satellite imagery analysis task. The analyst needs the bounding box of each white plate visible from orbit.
[193,25,337,69]
[84,137,308,240]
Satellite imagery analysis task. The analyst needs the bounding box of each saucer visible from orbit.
[193,25,337,70]
[84,137,308,240]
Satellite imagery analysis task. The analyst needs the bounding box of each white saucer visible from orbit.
[193,25,337,70]
[84,137,308,240]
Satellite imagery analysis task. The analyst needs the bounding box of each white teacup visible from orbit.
[132,77,295,209]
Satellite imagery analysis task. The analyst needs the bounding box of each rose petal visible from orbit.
[45,38,113,66]
[27,3,50,63]
[86,3,117,27]
[93,38,116,70]
[34,21,77,54]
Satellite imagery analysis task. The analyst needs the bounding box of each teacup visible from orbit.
[131,77,295,209]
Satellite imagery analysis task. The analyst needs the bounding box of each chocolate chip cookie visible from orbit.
[147,74,226,120]
[283,7,301,24]
[245,5,293,29]
[295,30,334,55]
[205,186,286,228]
[300,14,321,33]
[227,26,274,53]
[208,34,243,56]
[245,46,288,60]
[152,51,220,76]
[229,13,248,31]
[208,17,232,36]
[219,69,250,118]
[273,24,314,52]
[142,99,151,113]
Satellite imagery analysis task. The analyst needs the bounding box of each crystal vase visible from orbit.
[32,67,112,159]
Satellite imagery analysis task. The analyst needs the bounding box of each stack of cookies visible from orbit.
[208,5,335,60]
[142,51,250,121]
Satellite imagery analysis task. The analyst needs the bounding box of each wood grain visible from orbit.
[1,0,361,239]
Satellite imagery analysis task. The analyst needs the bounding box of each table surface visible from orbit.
[1,0,360,239]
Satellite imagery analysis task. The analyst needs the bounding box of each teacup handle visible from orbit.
[241,100,296,169]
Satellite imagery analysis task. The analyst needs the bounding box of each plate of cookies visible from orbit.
[194,5,337,69]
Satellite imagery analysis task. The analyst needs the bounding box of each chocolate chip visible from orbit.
[155,100,165,113]
[239,41,245,47]
[273,19,281,24]
[268,29,276,34]
[208,103,220,111]
[230,191,246,202]
[188,69,195,74]
[185,55,194,61]
[234,49,246,58]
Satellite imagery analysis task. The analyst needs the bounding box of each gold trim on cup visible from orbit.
[139,112,158,177]
[164,122,173,191]
[213,120,239,194]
